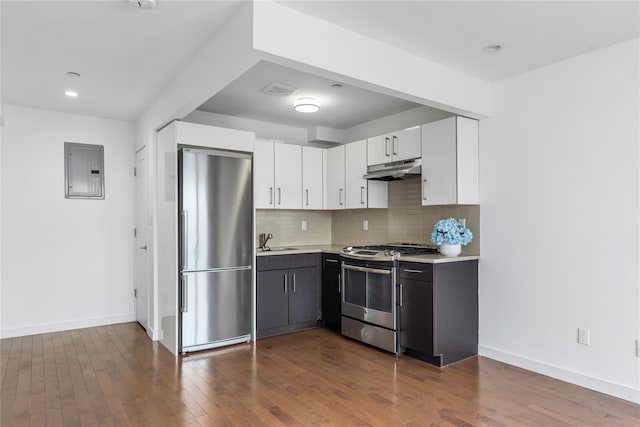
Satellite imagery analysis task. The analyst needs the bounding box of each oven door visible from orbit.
[341,260,396,330]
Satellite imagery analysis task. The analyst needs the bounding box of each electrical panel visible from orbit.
[64,142,105,199]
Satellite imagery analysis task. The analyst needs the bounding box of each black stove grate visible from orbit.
[356,244,439,256]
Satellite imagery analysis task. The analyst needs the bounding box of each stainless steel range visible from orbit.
[340,244,438,354]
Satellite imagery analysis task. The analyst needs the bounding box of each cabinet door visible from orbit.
[345,140,367,209]
[321,256,341,331]
[274,143,302,209]
[254,139,275,209]
[325,145,345,210]
[456,117,479,204]
[421,118,457,205]
[288,267,318,325]
[257,269,289,331]
[302,146,323,209]
[367,134,391,166]
[393,126,421,161]
[400,278,434,355]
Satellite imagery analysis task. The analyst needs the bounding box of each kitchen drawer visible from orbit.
[257,253,319,271]
[399,262,433,281]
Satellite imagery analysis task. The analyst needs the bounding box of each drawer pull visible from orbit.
[403,268,423,274]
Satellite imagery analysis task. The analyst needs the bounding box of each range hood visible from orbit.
[363,158,422,181]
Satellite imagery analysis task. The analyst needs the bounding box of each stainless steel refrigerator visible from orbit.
[178,147,253,353]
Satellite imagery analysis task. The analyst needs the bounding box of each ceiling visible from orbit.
[2,1,638,125]
[1,1,241,121]
[197,61,424,129]
[278,0,640,82]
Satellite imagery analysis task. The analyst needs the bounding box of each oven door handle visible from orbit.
[342,264,392,275]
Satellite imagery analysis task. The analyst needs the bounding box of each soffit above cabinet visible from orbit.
[196,61,428,130]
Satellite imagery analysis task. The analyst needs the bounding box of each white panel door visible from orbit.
[367,134,391,166]
[254,139,275,209]
[421,117,457,205]
[302,146,323,209]
[326,145,345,210]
[345,140,368,209]
[135,147,149,334]
[274,143,302,209]
[393,126,421,161]
[456,117,480,204]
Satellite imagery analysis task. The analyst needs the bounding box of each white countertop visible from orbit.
[256,245,479,264]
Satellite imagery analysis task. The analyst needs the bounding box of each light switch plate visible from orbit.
[301,220,307,231]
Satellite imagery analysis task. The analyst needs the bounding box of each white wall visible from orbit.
[1,105,135,338]
[479,38,640,403]
[184,110,309,145]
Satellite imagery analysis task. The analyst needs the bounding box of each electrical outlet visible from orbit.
[363,220,369,231]
[458,218,466,227]
[301,220,307,231]
[577,328,590,346]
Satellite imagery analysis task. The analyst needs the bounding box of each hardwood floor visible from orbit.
[1,323,639,426]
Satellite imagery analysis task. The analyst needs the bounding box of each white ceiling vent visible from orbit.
[261,83,297,97]
[129,0,156,9]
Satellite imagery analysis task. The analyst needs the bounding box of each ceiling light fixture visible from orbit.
[65,90,78,98]
[294,97,320,113]
[128,0,156,9]
[482,44,502,53]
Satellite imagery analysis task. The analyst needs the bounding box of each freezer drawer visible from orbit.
[180,268,252,352]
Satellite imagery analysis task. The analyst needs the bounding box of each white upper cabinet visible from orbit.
[345,140,368,209]
[328,141,388,210]
[302,146,323,209]
[325,145,345,210]
[421,117,479,206]
[274,143,302,209]
[367,126,421,166]
[254,139,302,209]
[254,139,276,209]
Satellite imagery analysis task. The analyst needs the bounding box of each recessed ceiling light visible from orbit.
[66,71,81,78]
[294,97,320,113]
[331,83,343,89]
[65,90,78,98]
[129,0,156,9]
[482,44,502,53]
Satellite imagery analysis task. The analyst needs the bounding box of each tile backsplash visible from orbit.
[256,209,332,248]
[256,177,480,253]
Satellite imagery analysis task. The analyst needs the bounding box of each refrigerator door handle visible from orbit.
[180,210,188,270]
[180,275,188,313]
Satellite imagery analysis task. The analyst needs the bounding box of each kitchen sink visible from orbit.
[259,247,298,252]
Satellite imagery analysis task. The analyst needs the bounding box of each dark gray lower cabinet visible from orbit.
[257,254,320,338]
[399,260,478,366]
[321,254,341,331]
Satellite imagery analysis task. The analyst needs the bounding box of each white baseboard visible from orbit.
[0,313,135,339]
[479,344,640,404]
[147,325,159,341]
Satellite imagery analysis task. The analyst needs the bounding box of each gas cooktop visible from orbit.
[342,243,439,261]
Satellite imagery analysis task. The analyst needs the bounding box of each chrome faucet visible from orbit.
[259,233,273,251]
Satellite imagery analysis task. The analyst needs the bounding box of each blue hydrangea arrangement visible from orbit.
[431,218,473,245]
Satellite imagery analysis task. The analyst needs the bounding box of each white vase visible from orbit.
[439,243,461,257]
